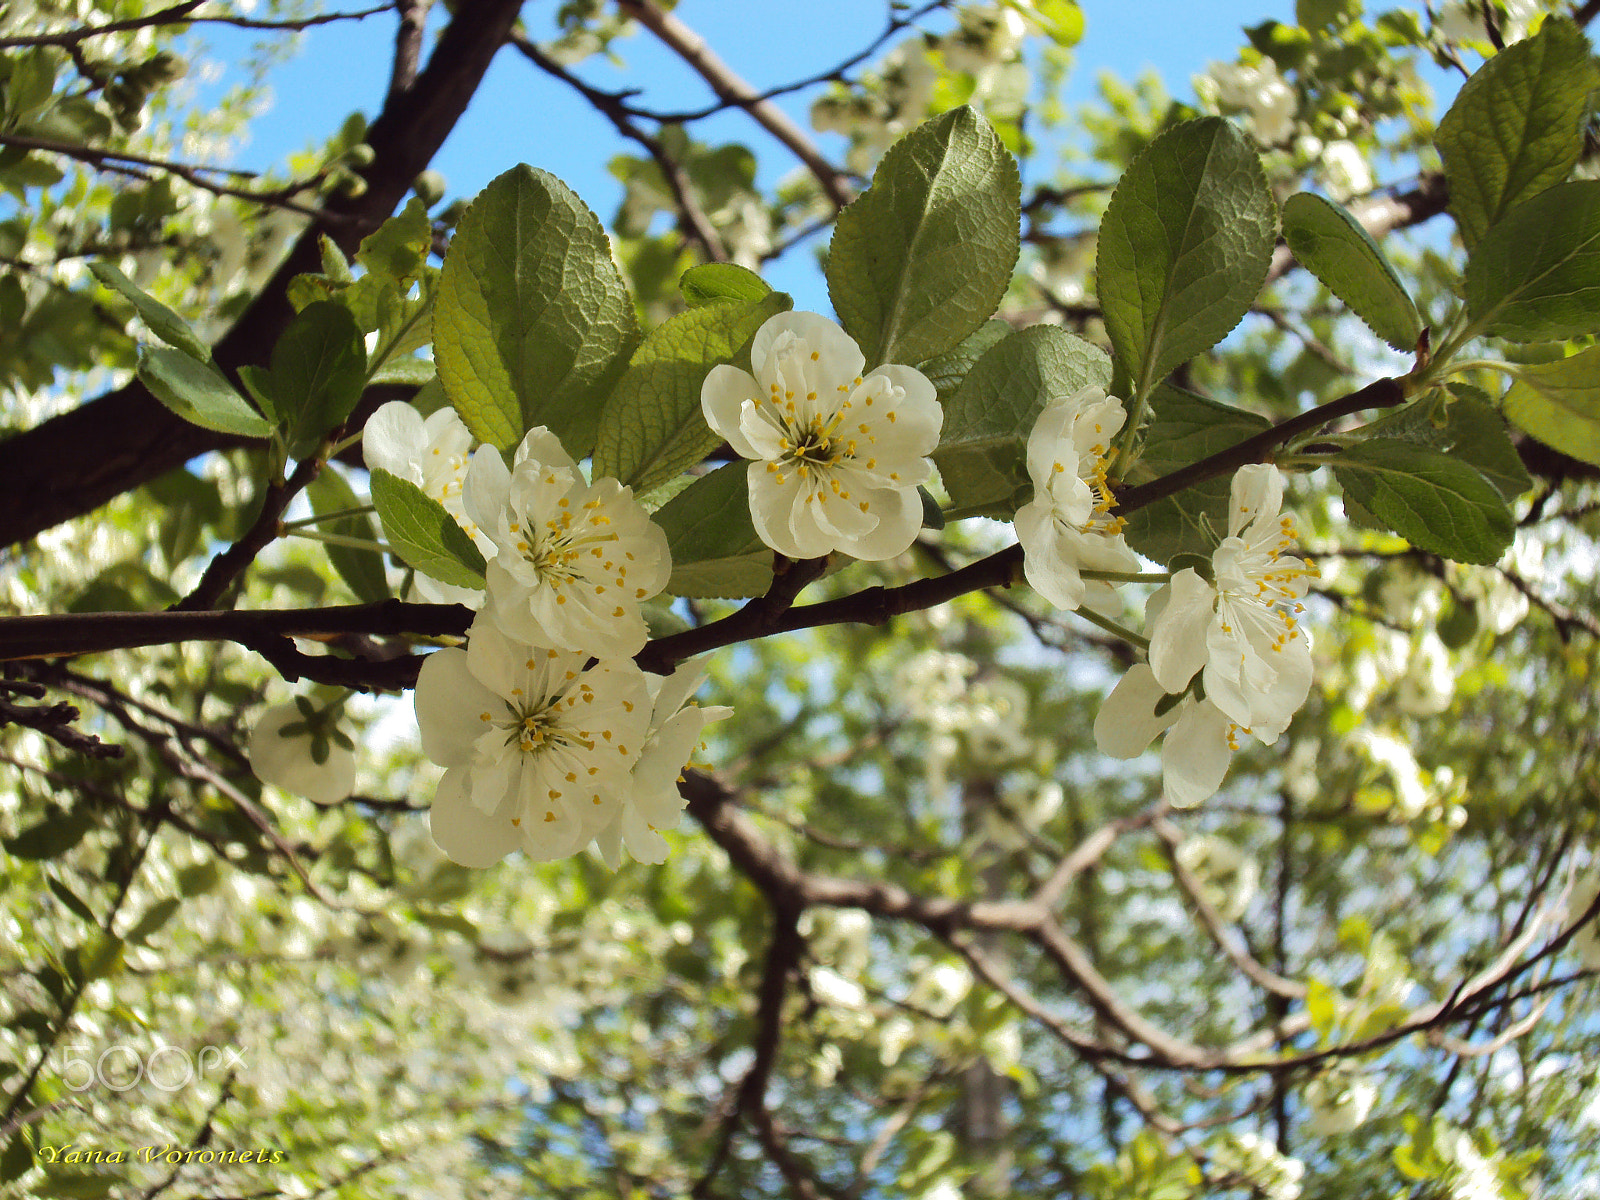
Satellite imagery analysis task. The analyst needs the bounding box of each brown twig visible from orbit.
[615,0,855,209]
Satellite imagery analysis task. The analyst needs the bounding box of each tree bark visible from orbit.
[0,0,525,549]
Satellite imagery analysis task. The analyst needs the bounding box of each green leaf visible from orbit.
[1501,345,1600,467]
[39,1171,121,1198]
[435,164,638,455]
[4,806,95,860]
[88,260,210,361]
[123,897,181,946]
[356,196,432,287]
[1120,385,1271,562]
[654,464,773,598]
[47,875,97,923]
[1465,181,1600,343]
[1332,438,1515,564]
[594,291,791,494]
[1436,17,1594,251]
[1363,387,1532,500]
[1029,0,1084,46]
[370,467,487,589]
[931,325,1111,515]
[1096,116,1277,399]
[137,346,273,438]
[1281,192,1423,351]
[269,300,368,458]
[1,1128,33,1185]
[307,466,391,603]
[680,262,771,307]
[826,106,1020,367]
[917,318,1011,405]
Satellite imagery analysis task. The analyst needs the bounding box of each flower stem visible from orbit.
[1080,569,1171,584]
[1073,603,1150,649]
[281,504,377,530]
[284,528,390,554]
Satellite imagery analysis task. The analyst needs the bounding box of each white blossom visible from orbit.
[1014,385,1141,610]
[1212,1131,1305,1200]
[1148,464,1315,744]
[463,428,671,659]
[591,658,733,868]
[1320,139,1373,200]
[701,311,942,561]
[364,400,489,606]
[1206,58,1297,144]
[416,618,652,867]
[1094,663,1236,806]
[248,701,355,804]
[1304,1069,1378,1135]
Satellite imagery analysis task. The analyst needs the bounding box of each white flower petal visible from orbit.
[462,445,512,532]
[1094,664,1181,759]
[247,703,356,804]
[702,365,764,459]
[363,401,427,481]
[429,766,515,868]
[415,648,499,767]
[1161,701,1234,806]
[1148,568,1215,694]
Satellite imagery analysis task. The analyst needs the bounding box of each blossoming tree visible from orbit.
[2,1,1599,1197]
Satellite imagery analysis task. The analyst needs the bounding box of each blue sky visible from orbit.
[195,1,1280,308]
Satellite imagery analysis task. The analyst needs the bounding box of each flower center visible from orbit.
[510,505,623,587]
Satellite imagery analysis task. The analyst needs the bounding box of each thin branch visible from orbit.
[176,455,324,611]
[386,0,429,103]
[510,34,728,262]
[0,133,331,218]
[0,2,393,46]
[615,0,855,209]
[621,0,953,124]
[1151,816,1308,1002]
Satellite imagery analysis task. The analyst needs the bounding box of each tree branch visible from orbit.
[615,0,855,209]
[0,0,524,549]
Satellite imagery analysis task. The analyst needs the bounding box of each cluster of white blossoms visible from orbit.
[1103,465,1315,805]
[1013,385,1140,612]
[1203,57,1298,144]
[249,399,729,870]
[702,311,943,561]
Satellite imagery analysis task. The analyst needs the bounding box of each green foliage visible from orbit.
[931,325,1110,515]
[1367,386,1532,501]
[653,464,772,598]
[369,467,487,589]
[1096,116,1276,400]
[1435,17,1593,251]
[135,347,274,438]
[917,318,1011,404]
[1282,192,1423,351]
[826,106,1020,368]
[251,301,368,459]
[1464,181,1600,343]
[307,467,391,604]
[435,165,637,455]
[1500,345,1600,466]
[1119,385,1271,561]
[593,290,791,495]
[87,261,210,362]
[678,262,771,307]
[1332,438,1515,564]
